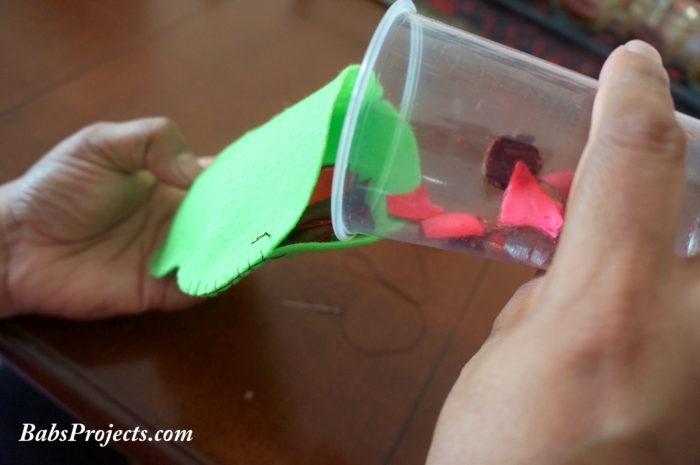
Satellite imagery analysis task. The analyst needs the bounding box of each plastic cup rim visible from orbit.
[330,0,418,241]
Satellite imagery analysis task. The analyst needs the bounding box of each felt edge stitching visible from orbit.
[161,66,365,296]
[180,69,362,296]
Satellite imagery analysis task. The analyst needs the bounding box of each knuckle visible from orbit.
[563,314,643,373]
[144,116,177,136]
[491,307,515,335]
[77,121,113,141]
[558,284,658,370]
[516,276,544,296]
[600,102,685,162]
[71,121,117,157]
[490,278,543,334]
[616,57,669,88]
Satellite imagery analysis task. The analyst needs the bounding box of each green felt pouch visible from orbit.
[150,65,420,296]
[150,65,382,296]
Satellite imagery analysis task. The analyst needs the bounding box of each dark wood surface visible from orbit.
[0,1,535,463]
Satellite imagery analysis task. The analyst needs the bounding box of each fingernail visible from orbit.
[598,45,623,83]
[178,153,204,181]
[198,156,216,168]
[625,40,662,65]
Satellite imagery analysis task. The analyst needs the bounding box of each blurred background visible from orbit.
[396,0,700,115]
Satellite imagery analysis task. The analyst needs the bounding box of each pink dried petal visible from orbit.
[387,185,444,220]
[421,213,484,238]
[540,171,575,203]
[499,161,563,238]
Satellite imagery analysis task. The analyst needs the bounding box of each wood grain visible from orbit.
[0,1,533,463]
[385,261,535,465]
[2,242,490,464]
[0,0,220,116]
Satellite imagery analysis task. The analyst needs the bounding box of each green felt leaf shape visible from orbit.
[150,65,371,296]
[149,65,425,297]
[351,91,422,234]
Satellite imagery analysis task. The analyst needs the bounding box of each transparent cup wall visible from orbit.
[334,1,700,268]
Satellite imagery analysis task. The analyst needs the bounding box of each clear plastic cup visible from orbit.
[331,0,700,268]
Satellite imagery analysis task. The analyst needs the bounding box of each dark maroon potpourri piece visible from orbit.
[485,224,557,269]
[369,135,570,268]
[280,198,334,245]
[345,175,375,230]
[482,135,543,189]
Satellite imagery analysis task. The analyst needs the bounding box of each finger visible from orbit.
[553,41,686,276]
[75,117,205,189]
[160,278,205,311]
[198,155,216,168]
[491,276,544,335]
[143,274,205,311]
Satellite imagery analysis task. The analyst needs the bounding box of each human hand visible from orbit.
[0,118,207,319]
[427,41,700,464]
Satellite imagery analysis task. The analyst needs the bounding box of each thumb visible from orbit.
[72,117,205,189]
[552,41,686,279]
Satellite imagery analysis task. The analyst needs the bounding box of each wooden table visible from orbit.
[0,1,534,463]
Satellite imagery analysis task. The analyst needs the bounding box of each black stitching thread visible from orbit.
[210,245,275,294]
[251,232,271,245]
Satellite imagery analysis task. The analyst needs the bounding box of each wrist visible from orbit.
[0,181,15,317]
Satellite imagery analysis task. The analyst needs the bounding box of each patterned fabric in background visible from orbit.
[408,0,700,116]
[424,0,605,75]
